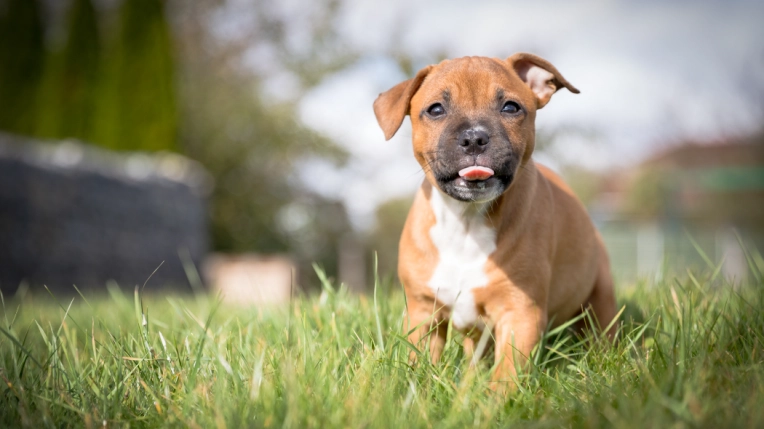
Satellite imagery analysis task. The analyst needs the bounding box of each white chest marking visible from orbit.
[427,189,497,330]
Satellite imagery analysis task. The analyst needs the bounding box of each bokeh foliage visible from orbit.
[0,0,45,135]
[171,0,351,280]
[1,0,177,152]
[34,0,101,143]
[92,0,177,152]
[0,0,353,286]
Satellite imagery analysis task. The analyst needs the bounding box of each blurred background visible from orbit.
[1,0,763,303]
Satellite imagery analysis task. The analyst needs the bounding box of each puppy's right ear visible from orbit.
[373,65,433,140]
[507,53,579,109]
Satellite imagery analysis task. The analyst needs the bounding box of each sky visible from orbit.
[284,0,764,229]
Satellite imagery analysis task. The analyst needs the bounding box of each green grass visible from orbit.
[1,264,763,428]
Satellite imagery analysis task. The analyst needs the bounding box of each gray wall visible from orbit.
[0,134,211,293]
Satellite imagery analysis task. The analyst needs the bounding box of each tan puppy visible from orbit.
[373,53,617,390]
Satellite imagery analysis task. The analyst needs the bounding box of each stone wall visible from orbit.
[0,133,212,293]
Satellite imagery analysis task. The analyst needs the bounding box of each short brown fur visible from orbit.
[374,54,617,392]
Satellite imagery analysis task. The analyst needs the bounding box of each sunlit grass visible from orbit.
[1,259,763,428]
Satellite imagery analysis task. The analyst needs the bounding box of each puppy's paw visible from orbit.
[487,378,517,397]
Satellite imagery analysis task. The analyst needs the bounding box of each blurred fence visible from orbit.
[599,221,756,285]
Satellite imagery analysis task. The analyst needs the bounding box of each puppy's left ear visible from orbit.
[373,65,433,140]
[507,53,579,109]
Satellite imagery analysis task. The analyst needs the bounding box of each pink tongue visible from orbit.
[458,166,494,181]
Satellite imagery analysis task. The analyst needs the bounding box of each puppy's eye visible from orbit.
[426,103,446,117]
[501,101,521,114]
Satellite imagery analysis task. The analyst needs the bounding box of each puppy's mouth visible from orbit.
[459,166,494,181]
[435,166,513,203]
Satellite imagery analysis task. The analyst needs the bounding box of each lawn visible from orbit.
[1,260,763,428]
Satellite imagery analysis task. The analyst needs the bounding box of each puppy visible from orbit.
[373,53,617,389]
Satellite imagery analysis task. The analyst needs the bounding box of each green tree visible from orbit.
[35,0,101,141]
[93,0,177,151]
[171,0,352,288]
[0,0,45,135]
[178,63,346,254]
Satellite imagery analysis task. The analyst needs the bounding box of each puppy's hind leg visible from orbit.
[587,252,618,340]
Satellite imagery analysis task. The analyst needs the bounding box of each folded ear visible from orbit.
[507,53,579,109]
[373,65,433,140]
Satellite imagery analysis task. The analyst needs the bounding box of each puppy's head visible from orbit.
[374,53,578,202]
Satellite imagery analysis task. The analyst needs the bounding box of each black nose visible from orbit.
[458,128,489,154]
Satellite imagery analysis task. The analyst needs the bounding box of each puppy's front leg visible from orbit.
[489,304,547,392]
[405,299,447,364]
